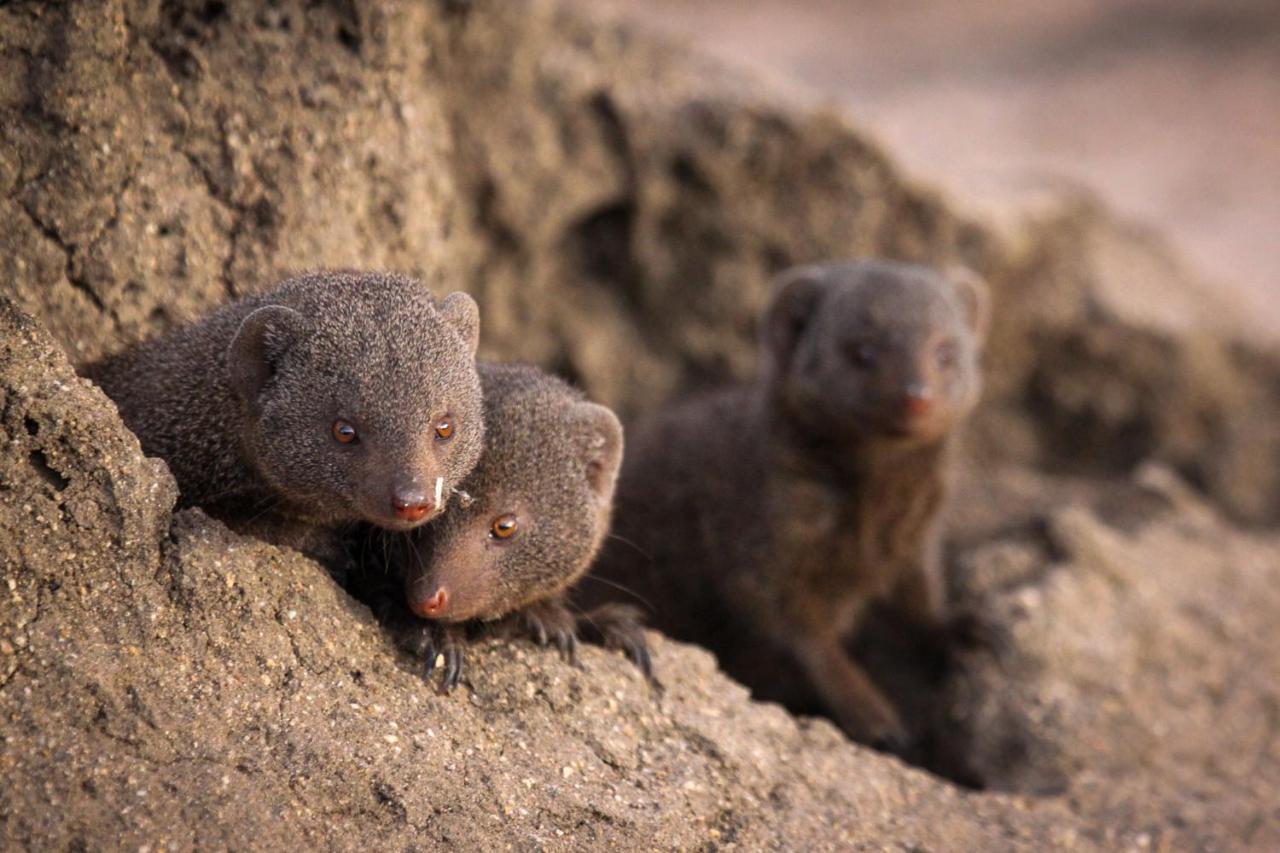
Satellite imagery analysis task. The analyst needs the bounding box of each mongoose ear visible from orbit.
[948,265,991,344]
[227,305,309,408]
[439,291,481,357]
[763,266,826,368]
[574,401,624,502]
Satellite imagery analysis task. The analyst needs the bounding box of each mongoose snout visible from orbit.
[409,586,448,619]
[389,479,440,524]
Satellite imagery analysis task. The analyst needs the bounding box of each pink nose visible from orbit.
[409,587,448,619]
[903,383,934,418]
[392,494,433,522]
[904,395,933,418]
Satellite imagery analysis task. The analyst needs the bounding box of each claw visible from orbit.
[438,646,464,694]
[557,630,577,665]
[630,640,653,679]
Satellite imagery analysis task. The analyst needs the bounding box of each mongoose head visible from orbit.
[227,272,484,531]
[403,365,624,623]
[763,260,989,444]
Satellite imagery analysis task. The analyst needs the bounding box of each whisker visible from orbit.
[565,596,602,635]
[240,495,283,527]
[606,533,653,562]
[403,529,425,575]
[577,573,656,614]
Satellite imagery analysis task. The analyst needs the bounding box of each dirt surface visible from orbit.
[2,301,1094,848]
[2,0,1280,848]
[574,0,1280,338]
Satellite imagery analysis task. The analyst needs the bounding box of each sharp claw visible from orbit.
[534,621,549,647]
[634,644,653,679]
[438,647,463,694]
[558,631,577,664]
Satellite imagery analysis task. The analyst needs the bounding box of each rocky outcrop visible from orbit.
[2,0,1278,847]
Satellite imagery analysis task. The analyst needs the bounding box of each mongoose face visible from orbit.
[228,274,485,531]
[764,261,989,444]
[402,365,624,623]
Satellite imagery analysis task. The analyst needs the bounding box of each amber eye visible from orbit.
[489,514,519,540]
[936,340,959,369]
[434,415,454,441]
[332,420,358,444]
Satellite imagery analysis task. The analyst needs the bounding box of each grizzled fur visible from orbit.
[585,260,989,748]
[84,271,485,557]
[353,364,648,691]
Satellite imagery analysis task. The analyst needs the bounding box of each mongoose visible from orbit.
[583,260,989,748]
[351,363,649,691]
[84,271,485,559]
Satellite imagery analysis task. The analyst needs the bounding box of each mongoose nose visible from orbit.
[392,491,434,522]
[902,384,934,418]
[409,587,448,619]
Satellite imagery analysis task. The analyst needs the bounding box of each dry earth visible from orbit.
[2,0,1279,848]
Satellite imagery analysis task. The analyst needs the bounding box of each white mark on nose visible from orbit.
[434,476,443,508]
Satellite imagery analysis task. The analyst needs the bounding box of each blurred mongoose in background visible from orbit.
[584,260,989,748]
[351,364,649,691]
[84,271,485,562]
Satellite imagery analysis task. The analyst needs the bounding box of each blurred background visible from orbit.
[574,0,1280,336]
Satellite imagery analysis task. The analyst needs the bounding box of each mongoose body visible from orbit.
[85,271,485,552]
[356,363,648,689]
[585,260,988,747]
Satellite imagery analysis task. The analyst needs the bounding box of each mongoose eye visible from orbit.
[434,415,454,441]
[847,342,879,369]
[935,340,959,369]
[332,420,358,444]
[489,514,519,541]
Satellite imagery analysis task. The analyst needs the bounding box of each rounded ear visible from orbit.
[574,401,624,503]
[227,305,309,409]
[763,266,826,369]
[947,265,991,345]
[438,291,481,357]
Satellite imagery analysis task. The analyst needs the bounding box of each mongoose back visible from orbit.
[584,260,989,748]
[355,363,648,689]
[85,271,485,550]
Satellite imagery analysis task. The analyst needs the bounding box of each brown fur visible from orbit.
[83,271,485,562]
[351,364,648,690]
[585,260,988,747]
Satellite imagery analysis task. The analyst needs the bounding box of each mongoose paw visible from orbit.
[519,599,580,666]
[837,695,911,755]
[868,722,912,756]
[580,603,660,689]
[407,622,467,694]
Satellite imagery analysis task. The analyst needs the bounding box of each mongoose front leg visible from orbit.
[396,620,468,694]
[894,531,999,655]
[893,523,948,632]
[791,631,908,750]
[577,602,656,684]
[499,597,579,664]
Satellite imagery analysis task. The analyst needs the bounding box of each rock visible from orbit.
[941,472,1280,848]
[2,0,1279,847]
